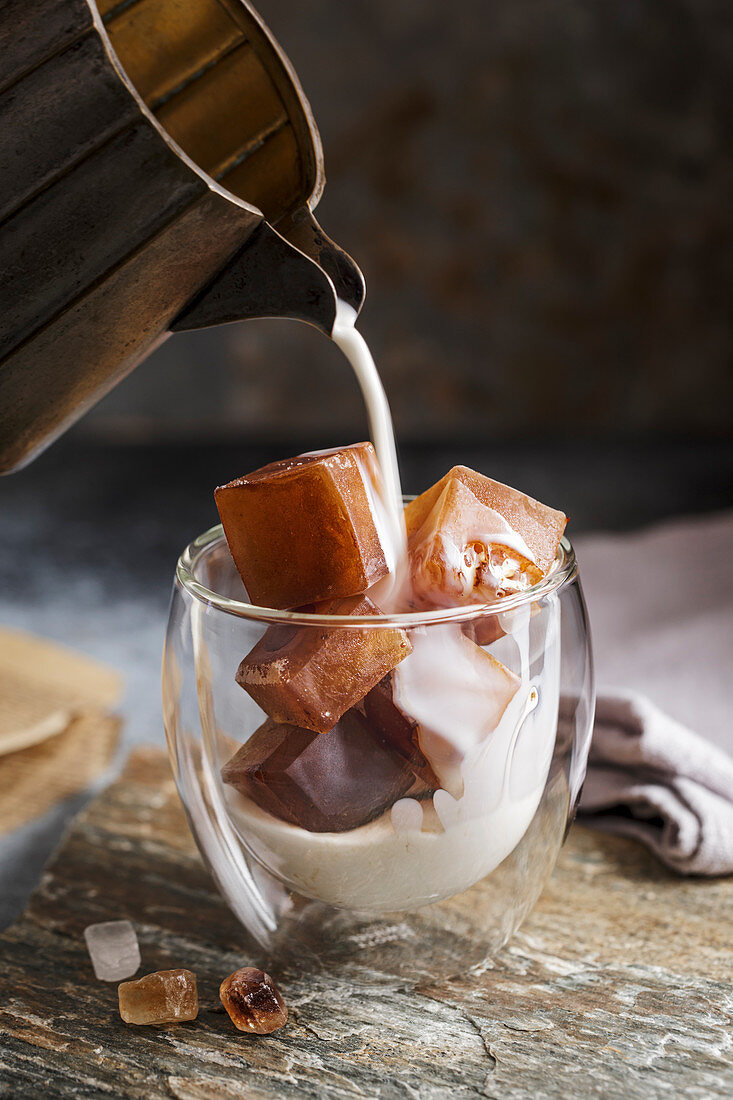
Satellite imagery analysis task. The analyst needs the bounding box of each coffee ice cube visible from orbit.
[118,969,198,1025]
[394,625,520,797]
[405,467,566,607]
[462,611,505,647]
[220,967,288,1034]
[215,443,392,609]
[84,920,141,982]
[407,477,539,608]
[361,675,439,788]
[463,600,542,648]
[222,709,429,832]
[236,595,411,734]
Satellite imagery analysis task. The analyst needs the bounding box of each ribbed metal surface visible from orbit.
[0,0,93,91]
[0,33,139,224]
[0,0,363,473]
[101,0,317,221]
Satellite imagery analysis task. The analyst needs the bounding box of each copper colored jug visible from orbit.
[0,0,365,473]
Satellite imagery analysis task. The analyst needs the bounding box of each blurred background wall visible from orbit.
[82,0,733,446]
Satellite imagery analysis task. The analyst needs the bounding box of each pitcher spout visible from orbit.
[171,211,365,338]
[276,207,366,318]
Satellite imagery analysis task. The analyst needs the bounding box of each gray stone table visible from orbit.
[0,748,730,1099]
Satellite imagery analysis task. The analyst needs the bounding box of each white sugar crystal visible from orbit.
[84,920,141,982]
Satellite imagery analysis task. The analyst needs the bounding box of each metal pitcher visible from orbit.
[0,0,365,473]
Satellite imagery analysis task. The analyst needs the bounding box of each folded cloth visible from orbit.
[579,691,733,875]
[574,511,733,876]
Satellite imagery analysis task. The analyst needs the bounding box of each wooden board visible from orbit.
[0,747,730,1099]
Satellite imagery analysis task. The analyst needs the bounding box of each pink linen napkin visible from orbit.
[574,511,733,875]
[579,691,733,874]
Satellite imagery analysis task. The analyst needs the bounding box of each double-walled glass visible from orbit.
[163,521,594,981]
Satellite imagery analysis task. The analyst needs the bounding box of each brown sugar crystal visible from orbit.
[220,967,287,1034]
[221,708,430,832]
[405,468,566,608]
[236,594,411,734]
[215,443,392,610]
[118,969,198,1025]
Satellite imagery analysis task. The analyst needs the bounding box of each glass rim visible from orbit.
[176,522,578,627]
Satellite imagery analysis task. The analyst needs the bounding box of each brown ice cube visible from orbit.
[220,967,288,1034]
[407,466,566,574]
[118,969,198,1025]
[462,612,505,647]
[361,675,439,788]
[463,601,542,648]
[393,625,521,796]
[236,595,411,734]
[215,443,391,610]
[407,478,539,608]
[221,708,430,832]
[405,468,566,608]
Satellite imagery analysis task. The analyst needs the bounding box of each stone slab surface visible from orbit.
[1,748,731,1098]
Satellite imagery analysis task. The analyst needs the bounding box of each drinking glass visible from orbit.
[163,519,594,980]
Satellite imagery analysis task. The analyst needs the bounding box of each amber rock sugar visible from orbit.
[220,967,288,1034]
[118,969,198,1025]
[215,443,392,610]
